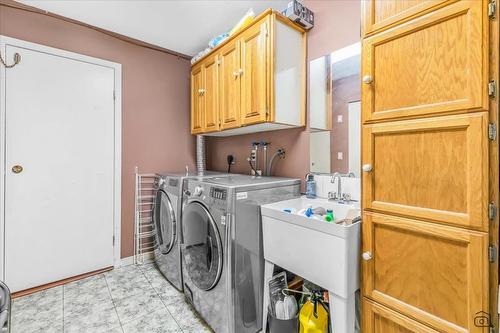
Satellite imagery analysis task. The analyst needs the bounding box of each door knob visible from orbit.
[362,251,373,261]
[362,164,373,172]
[11,165,23,174]
[362,75,373,84]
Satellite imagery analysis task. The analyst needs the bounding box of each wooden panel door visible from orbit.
[363,299,441,333]
[362,0,452,36]
[219,41,241,130]
[362,0,488,122]
[362,212,488,332]
[362,113,489,230]
[202,55,219,133]
[191,65,204,134]
[240,17,269,126]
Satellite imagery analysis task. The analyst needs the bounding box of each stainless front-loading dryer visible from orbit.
[152,172,229,292]
[181,175,300,333]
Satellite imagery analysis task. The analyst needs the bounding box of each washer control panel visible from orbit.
[210,187,227,201]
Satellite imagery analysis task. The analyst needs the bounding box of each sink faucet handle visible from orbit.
[328,191,339,201]
[342,193,351,201]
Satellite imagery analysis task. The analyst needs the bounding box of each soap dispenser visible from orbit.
[305,173,316,199]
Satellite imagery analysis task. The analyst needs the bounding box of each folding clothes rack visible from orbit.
[134,167,158,264]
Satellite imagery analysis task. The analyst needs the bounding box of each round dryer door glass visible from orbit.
[153,190,176,255]
[182,201,223,291]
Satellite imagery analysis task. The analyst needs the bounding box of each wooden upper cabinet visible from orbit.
[219,41,241,130]
[240,17,269,126]
[202,55,220,132]
[363,299,441,333]
[191,65,204,134]
[362,0,488,123]
[190,10,305,136]
[362,212,488,333]
[362,113,489,230]
[362,0,452,36]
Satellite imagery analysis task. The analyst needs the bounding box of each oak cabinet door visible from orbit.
[219,41,241,130]
[362,0,488,122]
[240,17,269,126]
[362,113,489,230]
[362,0,451,36]
[362,212,489,333]
[191,66,204,134]
[363,299,440,333]
[202,56,219,133]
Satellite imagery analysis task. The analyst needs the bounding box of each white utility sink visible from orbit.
[260,196,360,333]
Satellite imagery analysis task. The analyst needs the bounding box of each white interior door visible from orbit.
[2,39,118,292]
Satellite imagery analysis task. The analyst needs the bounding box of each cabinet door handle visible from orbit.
[233,71,239,78]
[363,75,373,84]
[238,69,244,76]
[362,164,373,172]
[198,89,206,96]
[362,251,373,261]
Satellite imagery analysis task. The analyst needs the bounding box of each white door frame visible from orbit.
[0,36,122,280]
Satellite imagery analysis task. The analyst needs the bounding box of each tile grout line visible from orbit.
[103,273,125,333]
[139,263,186,333]
[109,264,165,331]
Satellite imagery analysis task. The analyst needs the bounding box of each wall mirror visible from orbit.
[309,42,361,176]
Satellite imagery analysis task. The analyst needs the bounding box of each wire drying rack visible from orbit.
[134,167,158,264]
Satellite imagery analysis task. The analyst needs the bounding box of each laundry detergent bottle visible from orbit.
[299,294,329,333]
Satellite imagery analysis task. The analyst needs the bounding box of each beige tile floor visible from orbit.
[10,263,212,333]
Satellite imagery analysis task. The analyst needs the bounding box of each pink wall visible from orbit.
[0,5,195,258]
[206,1,360,184]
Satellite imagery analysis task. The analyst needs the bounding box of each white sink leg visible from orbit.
[329,291,355,333]
[262,260,275,333]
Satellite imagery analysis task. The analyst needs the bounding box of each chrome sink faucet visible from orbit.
[330,172,342,201]
[329,172,355,202]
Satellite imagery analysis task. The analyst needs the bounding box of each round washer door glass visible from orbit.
[153,190,176,255]
[182,201,223,291]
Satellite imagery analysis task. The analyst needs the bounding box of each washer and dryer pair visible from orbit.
[152,172,226,291]
[153,173,300,333]
[181,175,300,333]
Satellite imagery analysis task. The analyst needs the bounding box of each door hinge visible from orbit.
[113,235,115,246]
[489,81,496,98]
[489,245,497,263]
[113,90,116,101]
[489,202,497,220]
[489,123,497,140]
[489,0,496,19]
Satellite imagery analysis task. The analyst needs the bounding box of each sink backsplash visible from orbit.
[313,174,361,201]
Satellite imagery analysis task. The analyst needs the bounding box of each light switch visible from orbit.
[337,152,343,160]
[337,115,343,123]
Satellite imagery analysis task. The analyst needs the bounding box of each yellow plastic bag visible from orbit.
[299,299,329,333]
[229,9,255,36]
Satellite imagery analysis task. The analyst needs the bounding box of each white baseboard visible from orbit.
[118,252,155,267]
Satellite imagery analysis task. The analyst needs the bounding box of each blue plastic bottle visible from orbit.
[305,174,316,199]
